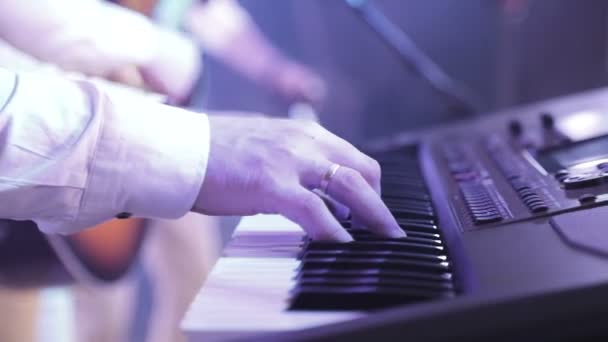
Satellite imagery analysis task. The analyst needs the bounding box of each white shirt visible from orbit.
[0,67,210,234]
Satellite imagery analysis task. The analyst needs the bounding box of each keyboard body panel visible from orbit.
[183,87,608,341]
[415,87,608,299]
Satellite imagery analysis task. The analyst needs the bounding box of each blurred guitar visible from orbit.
[60,217,147,281]
[0,217,146,286]
[49,0,159,284]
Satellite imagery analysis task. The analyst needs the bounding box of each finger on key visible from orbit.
[312,188,351,221]
[321,138,382,195]
[279,187,353,242]
[326,166,405,238]
[304,124,382,195]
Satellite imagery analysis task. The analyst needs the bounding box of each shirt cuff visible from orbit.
[44,82,210,233]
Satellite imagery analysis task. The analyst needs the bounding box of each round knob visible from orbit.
[540,112,554,129]
[508,120,523,137]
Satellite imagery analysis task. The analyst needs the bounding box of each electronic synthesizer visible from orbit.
[183,87,608,341]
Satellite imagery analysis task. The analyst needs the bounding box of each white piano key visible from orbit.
[181,215,363,341]
[237,214,302,233]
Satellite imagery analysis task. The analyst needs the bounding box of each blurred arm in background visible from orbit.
[184,0,327,106]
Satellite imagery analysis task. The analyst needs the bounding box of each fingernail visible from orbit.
[330,229,354,243]
[388,225,407,238]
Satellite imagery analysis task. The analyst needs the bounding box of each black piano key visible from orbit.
[388,208,435,220]
[402,231,442,240]
[397,218,436,226]
[397,219,439,233]
[292,285,455,301]
[379,160,422,169]
[382,179,427,190]
[297,276,455,291]
[386,193,432,204]
[383,180,425,188]
[339,220,353,228]
[390,208,435,220]
[343,232,443,246]
[381,166,423,176]
[390,205,434,217]
[305,241,445,255]
[301,250,447,263]
[382,191,431,202]
[383,196,433,207]
[289,286,455,310]
[297,268,453,283]
[299,257,451,273]
[344,228,441,241]
[382,165,423,172]
[381,169,422,177]
[383,200,434,213]
[381,182,427,193]
[340,222,442,241]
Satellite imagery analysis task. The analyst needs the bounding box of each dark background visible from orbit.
[195,0,608,145]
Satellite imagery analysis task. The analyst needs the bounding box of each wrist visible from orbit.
[81,87,210,224]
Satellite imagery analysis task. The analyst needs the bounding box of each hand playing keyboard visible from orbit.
[193,115,404,242]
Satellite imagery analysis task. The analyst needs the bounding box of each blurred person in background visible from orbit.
[0,0,326,341]
[183,0,326,106]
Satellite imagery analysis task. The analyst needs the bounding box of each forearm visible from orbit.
[186,0,285,81]
[0,68,209,234]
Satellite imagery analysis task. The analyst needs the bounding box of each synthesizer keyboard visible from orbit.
[290,146,457,311]
[183,88,608,341]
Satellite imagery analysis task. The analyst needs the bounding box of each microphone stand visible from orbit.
[344,0,483,117]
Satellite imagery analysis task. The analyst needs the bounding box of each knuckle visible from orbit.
[339,167,364,187]
[330,167,363,198]
[295,192,323,217]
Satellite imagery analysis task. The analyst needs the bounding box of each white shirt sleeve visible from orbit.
[0,0,201,102]
[0,68,210,234]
